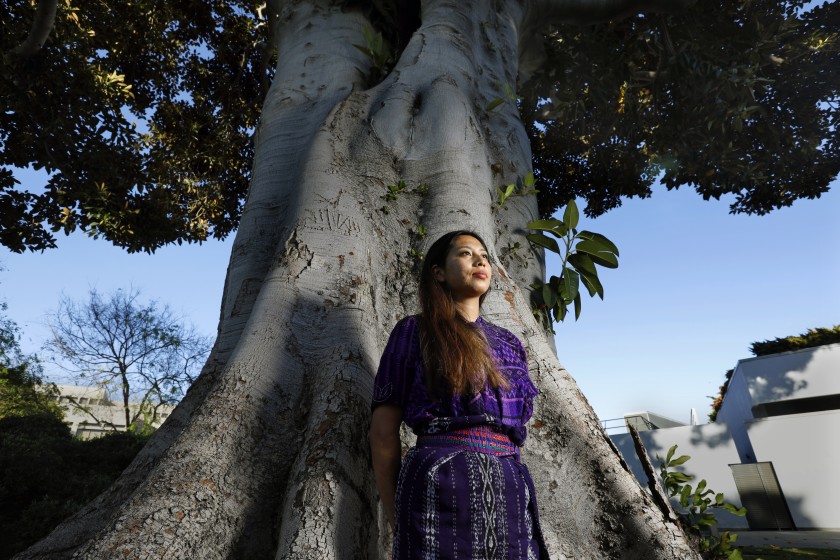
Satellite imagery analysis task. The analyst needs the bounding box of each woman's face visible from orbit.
[432,235,492,301]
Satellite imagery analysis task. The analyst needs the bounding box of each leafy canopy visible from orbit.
[1,0,837,252]
[526,0,839,218]
[1,0,269,252]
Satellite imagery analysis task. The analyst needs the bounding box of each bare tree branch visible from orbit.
[44,288,211,431]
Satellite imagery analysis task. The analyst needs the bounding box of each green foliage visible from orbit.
[0,414,149,560]
[381,179,408,202]
[1,0,271,252]
[485,82,518,112]
[2,1,836,254]
[750,325,840,356]
[525,1,839,220]
[353,25,396,85]
[497,172,538,207]
[658,445,747,560]
[380,179,431,213]
[708,369,734,423]
[0,299,62,421]
[527,199,619,329]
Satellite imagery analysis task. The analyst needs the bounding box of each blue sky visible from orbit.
[1,171,838,425]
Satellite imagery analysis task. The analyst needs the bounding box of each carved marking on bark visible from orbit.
[301,208,361,236]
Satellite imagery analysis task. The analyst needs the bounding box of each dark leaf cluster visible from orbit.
[1,0,837,253]
[0,414,149,560]
[1,0,271,252]
[750,324,840,356]
[524,0,839,219]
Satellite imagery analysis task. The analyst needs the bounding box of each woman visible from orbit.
[370,230,548,559]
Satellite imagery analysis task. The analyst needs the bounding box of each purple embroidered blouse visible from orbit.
[371,315,538,446]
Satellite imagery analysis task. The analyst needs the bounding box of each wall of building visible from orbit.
[747,409,840,530]
[735,343,840,405]
[715,371,756,463]
[611,423,749,530]
[55,384,174,439]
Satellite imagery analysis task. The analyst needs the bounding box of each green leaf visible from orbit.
[527,233,560,255]
[542,283,557,309]
[573,262,604,299]
[720,504,748,516]
[524,172,536,188]
[669,472,694,483]
[562,199,579,230]
[679,484,692,508]
[665,445,677,464]
[554,301,567,322]
[727,549,744,560]
[578,231,619,256]
[572,292,582,320]
[694,479,707,500]
[486,97,504,112]
[568,252,597,276]
[575,239,619,268]
[352,44,373,58]
[561,268,580,303]
[669,455,691,467]
[527,218,567,238]
[579,274,598,298]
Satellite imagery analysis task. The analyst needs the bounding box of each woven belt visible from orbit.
[416,425,519,457]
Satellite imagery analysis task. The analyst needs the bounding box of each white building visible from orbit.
[55,385,175,439]
[611,342,840,531]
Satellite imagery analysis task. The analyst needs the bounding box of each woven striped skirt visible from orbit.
[393,427,548,559]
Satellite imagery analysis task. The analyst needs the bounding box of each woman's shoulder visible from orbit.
[476,317,522,345]
[386,314,421,342]
[392,314,420,330]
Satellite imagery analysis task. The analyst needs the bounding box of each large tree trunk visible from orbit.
[18,1,698,558]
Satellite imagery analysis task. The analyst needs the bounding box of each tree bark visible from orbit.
[17,1,699,558]
[4,0,58,63]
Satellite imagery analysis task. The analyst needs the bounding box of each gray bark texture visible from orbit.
[17,0,700,558]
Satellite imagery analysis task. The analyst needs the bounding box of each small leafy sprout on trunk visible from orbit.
[378,179,408,214]
[408,223,426,264]
[527,198,619,330]
[381,179,407,202]
[497,172,538,208]
[352,26,395,85]
[658,445,748,560]
[485,82,518,112]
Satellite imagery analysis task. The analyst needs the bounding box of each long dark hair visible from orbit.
[418,231,507,397]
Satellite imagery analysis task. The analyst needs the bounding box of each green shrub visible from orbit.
[658,445,747,560]
[0,415,149,559]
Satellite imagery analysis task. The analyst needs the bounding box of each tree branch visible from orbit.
[628,424,681,525]
[4,0,59,63]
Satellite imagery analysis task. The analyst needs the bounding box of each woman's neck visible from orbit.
[454,298,480,322]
